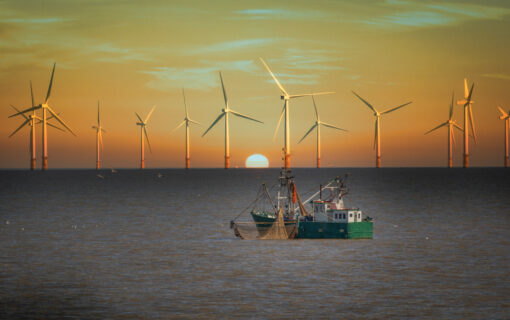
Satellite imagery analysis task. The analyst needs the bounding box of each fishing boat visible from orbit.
[231,170,373,240]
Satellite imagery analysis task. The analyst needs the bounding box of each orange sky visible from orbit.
[1,0,510,168]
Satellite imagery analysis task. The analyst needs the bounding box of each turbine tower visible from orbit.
[135,105,156,169]
[202,71,263,169]
[456,79,476,168]
[92,101,106,170]
[259,58,334,169]
[424,93,463,167]
[498,106,510,167]
[298,96,347,168]
[352,91,412,168]
[9,63,76,170]
[173,89,201,169]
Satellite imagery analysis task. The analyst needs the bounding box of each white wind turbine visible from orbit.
[9,63,76,170]
[352,91,412,168]
[92,101,106,170]
[135,105,156,169]
[259,58,334,169]
[173,89,201,169]
[424,93,463,167]
[498,106,510,167]
[8,81,63,170]
[456,78,476,168]
[298,96,347,168]
[202,71,263,169]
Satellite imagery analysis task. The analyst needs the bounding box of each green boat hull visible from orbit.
[296,221,373,239]
[250,211,373,239]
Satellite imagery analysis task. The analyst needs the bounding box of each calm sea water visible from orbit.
[0,168,509,319]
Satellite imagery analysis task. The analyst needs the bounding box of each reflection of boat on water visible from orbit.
[231,169,373,240]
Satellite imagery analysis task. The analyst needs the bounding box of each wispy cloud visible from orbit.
[142,60,258,90]
[0,17,70,24]
[188,38,278,54]
[234,8,328,21]
[89,43,151,63]
[360,2,510,28]
[482,73,510,81]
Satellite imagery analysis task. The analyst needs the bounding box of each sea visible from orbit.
[0,168,509,319]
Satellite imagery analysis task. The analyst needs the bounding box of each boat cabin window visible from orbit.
[349,213,352,218]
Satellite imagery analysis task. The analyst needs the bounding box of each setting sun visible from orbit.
[245,154,269,168]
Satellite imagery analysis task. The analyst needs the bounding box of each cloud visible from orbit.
[482,73,510,81]
[142,60,258,90]
[360,2,510,28]
[0,17,71,24]
[188,38,278,54]
[234,8,328,21]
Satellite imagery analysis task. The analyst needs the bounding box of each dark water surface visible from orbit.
[0,168,509,319]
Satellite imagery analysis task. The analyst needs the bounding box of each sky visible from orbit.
[1,0,510,168]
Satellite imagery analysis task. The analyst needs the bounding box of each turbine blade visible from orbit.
[9,118,31,138]
[469,105,477,144]
[47,106,76,136]
[45,63,56,104]
[321,122,348,131]
[230,110,263,123]
[451,127,456,147]
[290,92,335,99]
[453,123,464,132]
[143,126,152,153]
[259,57,288,96]
[172,120,186,132]
[449,91,454,120]
[352,91,376,113]
[9,106,40,118]
[497,106,508,119]
[101,128,106,133]
[424,122,447,135]
[10,105,29,121]
[30,80,35,107]
[135,112,143,123]
[219,71,228,107]
[298,124,317,143]
[182,89,189,118]
[382,101,412,115]
[189,119,202,126]
[273,104,285,141]
[312,96,318,120]
[97,101,100,125]
[144,105,156,123]
[47,122,65,132]
[465,82,475,105]
[202,113,225,137]
[464,78,469,99]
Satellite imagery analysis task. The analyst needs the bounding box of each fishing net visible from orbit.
[231,208,292,240]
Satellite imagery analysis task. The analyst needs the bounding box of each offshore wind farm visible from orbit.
[1,1,509,319]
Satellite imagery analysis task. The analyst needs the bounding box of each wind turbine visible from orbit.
[259,58,334,169]
[424,93,463,167]
[9,103,63,170]
[456,78,476,168]
[173,89,201,169]
[298,96,347,168]
[92,101,106,170]
[498,106,510,167]
[9,63,76,170]
[202,71,263,169]
[352,91,412,168]
[135,105,156,169]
